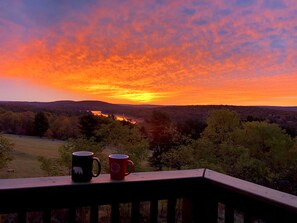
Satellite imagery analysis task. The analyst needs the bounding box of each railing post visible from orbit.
[68,207,76,222]
[243,210,252,223]
[181,196,217,223]
[43,209,51,223]
[182,198,195,223]
[167,198,176,223]
[111,203,120,223]
[195,183,218,223]
[224,204,234,223]
[90,205,98,223]
[132,201,140,223]
[150,200,158,223]
[17,210,26,223]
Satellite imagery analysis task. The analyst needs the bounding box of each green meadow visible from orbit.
[0,134,63,179]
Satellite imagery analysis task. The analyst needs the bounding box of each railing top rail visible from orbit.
[204,169,297,212]
[0,169,205,190]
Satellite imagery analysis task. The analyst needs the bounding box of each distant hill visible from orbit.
[0,100,151,115]
[147,104,297,123]
[0,100,163,122]
[0,100,127,111]
[258,106,297,112]
[1,100,297,125]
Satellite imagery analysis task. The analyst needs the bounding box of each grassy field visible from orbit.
[0,134,64,179]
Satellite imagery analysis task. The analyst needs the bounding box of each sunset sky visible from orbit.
[0,0,297,105]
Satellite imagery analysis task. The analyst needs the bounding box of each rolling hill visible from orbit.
[0,100,297,124]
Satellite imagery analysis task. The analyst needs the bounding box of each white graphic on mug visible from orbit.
[73,166,83,174]
[111,163,120,174]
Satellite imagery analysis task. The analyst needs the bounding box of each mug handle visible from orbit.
[125,160,135,176]
[92,157,101,177]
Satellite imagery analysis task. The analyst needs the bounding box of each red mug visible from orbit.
[109,154,135,180]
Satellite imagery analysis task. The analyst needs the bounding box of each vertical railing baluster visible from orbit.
[17,210,26,223]
[111,203,120,223]
[90,205,98,223]
[150,200,158,223]
[243,212,252,223]
[132,201,140,223]
[196,192,218,222]
[167,198,176,223]
[43,209,51,223]
[69,207,76,223]
[224,205,234,223]
[182,198,193,223]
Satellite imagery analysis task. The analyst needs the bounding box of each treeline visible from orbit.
[150,105,297,138]
[1,107,297,196]
[0,109,82,139]
[147,109,297,195]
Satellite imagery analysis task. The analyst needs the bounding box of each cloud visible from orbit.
[0,0,297,105]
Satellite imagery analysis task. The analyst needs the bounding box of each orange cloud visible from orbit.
[0,1,297,105]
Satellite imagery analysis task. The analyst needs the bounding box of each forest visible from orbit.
[1,103,297,196]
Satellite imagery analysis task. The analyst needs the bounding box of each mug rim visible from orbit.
[72,151,94,156]
[109,154,129,159]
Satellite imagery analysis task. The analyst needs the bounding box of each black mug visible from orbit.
[71,151,101,182]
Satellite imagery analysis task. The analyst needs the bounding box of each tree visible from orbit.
[161,144,195,170]
[33,112,49,137]
[196,113,296,191]
[176,119,207,140]
[38,156,66,176]
[17,111,35,135]
[201,108,241,145]
[189,110,292,189]
[146,111,174,170]
[275,137,297,194]
[95,120,149,171]
[0,111,20,134]
[0,134,14,169]
[235,121,294,186]
[237,121,293,169]
[186,109,244,173]
[39,137,103,176]
[51,115,80,140]
[79,113,98,139]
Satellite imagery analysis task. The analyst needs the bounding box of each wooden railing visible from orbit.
[1,169,297,222]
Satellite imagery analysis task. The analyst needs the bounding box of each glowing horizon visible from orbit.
[0,0,297,106]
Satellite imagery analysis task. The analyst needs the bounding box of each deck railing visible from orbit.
[1,169,297,223]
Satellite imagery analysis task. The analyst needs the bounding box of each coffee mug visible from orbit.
[109,154,135,180]
[71,151,101,182]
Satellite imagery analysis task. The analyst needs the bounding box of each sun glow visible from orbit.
[110,91,165,103]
